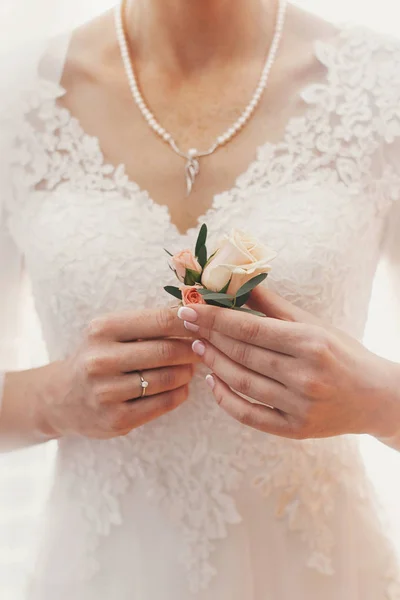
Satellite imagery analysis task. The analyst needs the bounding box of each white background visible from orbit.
[1,0,400,598]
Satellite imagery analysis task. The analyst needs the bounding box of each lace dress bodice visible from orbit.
[1,24,400,600]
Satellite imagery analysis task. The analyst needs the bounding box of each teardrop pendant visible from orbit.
[185,152,200,196]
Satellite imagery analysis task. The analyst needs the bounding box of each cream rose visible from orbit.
[180,285,207,306]
[201,229,277,295]
[171,249,202,283]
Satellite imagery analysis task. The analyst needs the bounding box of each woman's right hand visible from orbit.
[39,307,197,440]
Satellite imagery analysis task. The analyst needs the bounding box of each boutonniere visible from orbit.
[164,224,277,316]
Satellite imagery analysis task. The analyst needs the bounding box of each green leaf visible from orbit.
[232,307,266,317]
[234,291,250,308]
[195,224,208,257]
[200,293,233,306]
[164,286,182,300]
[204,250,218,267]
[197,245,207,269]
[235,273,268,298]
[184,268,202,286]
[198,289,234,299]
[205,299,234,308]
[218,277,232,294]
[164,248,174,257]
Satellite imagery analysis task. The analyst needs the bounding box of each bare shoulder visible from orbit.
[274,4,340,90]
[287,3,339,45]
[60,10,119,94]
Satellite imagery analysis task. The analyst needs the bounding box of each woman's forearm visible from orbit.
[0,362,62,452]
[377,361,400,452]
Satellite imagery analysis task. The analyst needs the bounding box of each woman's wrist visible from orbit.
[31,361,66,440]
[373,358,400,450]
[0,361,64,451]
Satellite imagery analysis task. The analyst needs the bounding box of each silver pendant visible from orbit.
[185,149,200,196]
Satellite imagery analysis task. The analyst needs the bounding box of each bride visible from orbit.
[1,0,400,598]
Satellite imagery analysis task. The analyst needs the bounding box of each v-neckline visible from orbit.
[43,23,349,239]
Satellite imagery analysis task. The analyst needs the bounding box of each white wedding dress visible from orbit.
[1,21,400,600]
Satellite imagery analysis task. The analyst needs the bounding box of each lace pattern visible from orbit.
[4,25,400,596]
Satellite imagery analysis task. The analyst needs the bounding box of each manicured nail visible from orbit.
[177,307,198,322]
[184,321,200,333]
[192,340,206,356]
[205,374,215,390]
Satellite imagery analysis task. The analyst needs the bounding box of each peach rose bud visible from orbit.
[172,249,202,283]
[180,285,207,306]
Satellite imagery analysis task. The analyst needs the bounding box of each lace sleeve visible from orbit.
[369,34,400,362]
[374,188,400,363]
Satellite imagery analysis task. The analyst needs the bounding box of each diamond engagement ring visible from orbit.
[139,372,149,398]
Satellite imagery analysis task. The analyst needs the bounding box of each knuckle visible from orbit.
[235,406,254,427]
[155,308,175,333]
[298,363,333,400]
[162,392,178,412]
[213,386,223,406]
[206,308,219,331]
[235,373,252,396]
[83,353,108,378]
[299,372,324,399]
[231,341,251,365]
[86,316,113,340]
[157,340,176,363]
[214,311,225,333]
[206,350,217,371]
[159,368,176,390]
[267,354,280,372]
[163,386,189,411]
[92,382,114,405]
[238,319,261,343]
[305,329,332,361]
[308,341,329,362]
[182,364,195,382]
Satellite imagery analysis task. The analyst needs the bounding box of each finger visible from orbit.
[178,304,307,356]
[249,287,361,351]
[86,339,200,375]
[88,307,193,342]
[203,330,296,387]
[193,340,300,415]
[248,286,326,327]
[110,384,190,432]
[206,374,295,437]
[94,365,194,404]
[120,339,201,371]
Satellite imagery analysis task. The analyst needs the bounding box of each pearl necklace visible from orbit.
[115,0,287,196]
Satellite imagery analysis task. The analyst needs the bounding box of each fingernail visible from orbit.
[184,321,200,333]
[205,374,215,390]
[192,340,205,356]
[177,307,198,322]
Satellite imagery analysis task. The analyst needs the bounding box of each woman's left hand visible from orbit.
[177,287,400,441]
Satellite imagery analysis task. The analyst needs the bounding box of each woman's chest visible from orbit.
[8,179,388,353]
[59,34,310,236]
